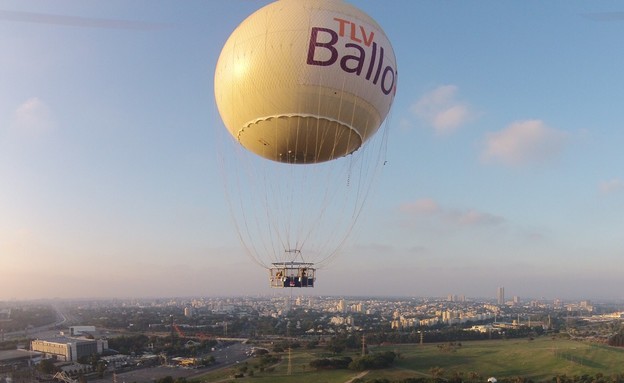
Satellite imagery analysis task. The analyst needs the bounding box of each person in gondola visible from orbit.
[298,268,308,286]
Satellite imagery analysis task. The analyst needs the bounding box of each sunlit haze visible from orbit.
[1,1,623,301]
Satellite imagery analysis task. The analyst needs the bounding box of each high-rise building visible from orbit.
[497,286,505,305]
[337,299,346,313]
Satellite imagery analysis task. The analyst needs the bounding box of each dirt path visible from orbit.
[344,370,370,383]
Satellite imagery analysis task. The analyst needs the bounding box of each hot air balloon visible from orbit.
[214,0,397,288]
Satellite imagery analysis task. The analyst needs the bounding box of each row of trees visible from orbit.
[107,333,218,357]
[309,356,353,370]
[362,326,546,346]
[0,340,19,350]
[317,328,546,358]
[310,351,397,371]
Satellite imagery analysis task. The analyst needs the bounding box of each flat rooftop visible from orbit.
[33,336,95,344]
[0,349,41,362]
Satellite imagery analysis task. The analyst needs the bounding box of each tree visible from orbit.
[349,352,395,371]
[306,340,319,349]
[326,343,345,355]
[95,360,107,378]
[38,359,59,375]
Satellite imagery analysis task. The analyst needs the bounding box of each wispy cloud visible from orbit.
[481,120,567,166]
[400,198,504,227]
[0,10,171,30]
[11,97,56,137]
[599,178,624,194]
[410,85,475,135]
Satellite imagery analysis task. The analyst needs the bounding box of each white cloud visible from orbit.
[11,97,56,136]
[455,209,504,226]
[400,198,504,228]
[599,178,624,194]
[410,85,474,135]
[481,120,567,166]
[401,198,439,214]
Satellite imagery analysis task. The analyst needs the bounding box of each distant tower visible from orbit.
[362,334,367,356]
[497,287,505,305]
[287,346,292,375]
[170,315,174,339]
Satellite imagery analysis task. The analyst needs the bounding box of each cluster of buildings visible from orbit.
[105,289,605,335]
[0,326,109,373]
[390,309,497,330]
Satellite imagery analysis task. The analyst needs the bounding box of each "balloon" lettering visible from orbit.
[306,21,396,97]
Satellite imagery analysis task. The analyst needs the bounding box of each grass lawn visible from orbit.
[377,337,624,381]
[191,337,624,382]
[191,349,364,383]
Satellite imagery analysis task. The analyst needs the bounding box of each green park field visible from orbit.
[192,337,624,383]
[372,337,624,381]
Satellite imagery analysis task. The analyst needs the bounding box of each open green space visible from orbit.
[378,337,624,381]
[190,337,624,383]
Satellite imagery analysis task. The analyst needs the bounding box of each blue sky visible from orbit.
[1,0,623,301]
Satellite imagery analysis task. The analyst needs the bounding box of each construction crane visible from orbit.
[53,371,78,383]
[173,322,211,341]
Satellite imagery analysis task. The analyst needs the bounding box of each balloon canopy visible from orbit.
[215,0,397,164]
[215,0,397,285]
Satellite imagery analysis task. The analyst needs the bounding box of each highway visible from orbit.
[1,304,68,340]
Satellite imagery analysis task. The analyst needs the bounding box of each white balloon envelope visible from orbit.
[215,0,397,164]
[215,0,397,287]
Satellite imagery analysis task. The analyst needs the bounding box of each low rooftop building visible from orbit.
[30,337,108,362]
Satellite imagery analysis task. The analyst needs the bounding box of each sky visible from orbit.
[1,0,624,301]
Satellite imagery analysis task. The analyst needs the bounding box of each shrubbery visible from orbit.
[309,356,352,370]
[310,351,396,371]
[349,351,396,371]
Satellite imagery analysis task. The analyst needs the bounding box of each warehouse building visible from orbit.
[30,337,108,362]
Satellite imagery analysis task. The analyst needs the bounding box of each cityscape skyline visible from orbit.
[2,0,624,301]
[2,287,622,382]
[1,287,619,305]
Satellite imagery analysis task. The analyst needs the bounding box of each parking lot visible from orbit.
[90,343,250,383]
